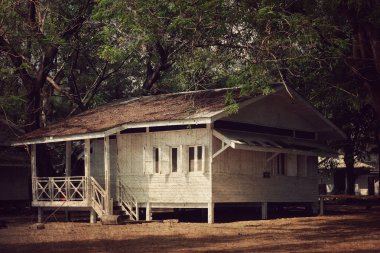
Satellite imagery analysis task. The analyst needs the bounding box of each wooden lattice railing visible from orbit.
[33,176,87,202]
[90,176,107,217]
[118,180,139,220]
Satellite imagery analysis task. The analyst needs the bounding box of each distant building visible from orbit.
[319,155,379,195]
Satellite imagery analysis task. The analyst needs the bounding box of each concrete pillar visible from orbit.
[90,209,97,224]
[37,207,43,223]
[146,202,151,221]
[208,202,214,224]
[261,202,268,220]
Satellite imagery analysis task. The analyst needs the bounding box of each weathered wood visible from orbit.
[84,139,91,202]
[65,141,72,221]
[261,202,268,220]
[31,144,37,200]
[104,136,111,214]
[100,214,122,225]
[146,202,151,221]
[90,209,97,224]
[65,141,72,176]
[14,132,105,146]
[208,202,214,224]
[320,197,324,216]
[37,207,43,223]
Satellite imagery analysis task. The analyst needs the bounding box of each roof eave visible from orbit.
[13,117,213,145]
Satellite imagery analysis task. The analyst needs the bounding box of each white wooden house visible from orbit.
[14,86,345,223]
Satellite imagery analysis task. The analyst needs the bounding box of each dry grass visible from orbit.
[1,205,380,253]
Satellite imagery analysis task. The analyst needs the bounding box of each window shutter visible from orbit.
[181,145,189,174]
[143,146,153,175]
[160,146,170,174]
[202,145,207,172]
[286,154,297,176]
[297,155,307,177]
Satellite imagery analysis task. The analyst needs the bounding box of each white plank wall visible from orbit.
[117,128,211,204]
[91,139,118,198]
[212,138,319,203]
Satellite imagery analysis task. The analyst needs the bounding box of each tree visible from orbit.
[0,0,94,130]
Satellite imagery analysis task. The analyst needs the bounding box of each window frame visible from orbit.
[170,146,179,173]
[188,145,204,173]
[153,146,160,174]
[276,153,286,176]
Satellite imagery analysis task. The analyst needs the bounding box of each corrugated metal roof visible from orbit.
[18,88,258,142]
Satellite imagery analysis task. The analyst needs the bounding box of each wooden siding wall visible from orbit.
[212,137,319,203]
[91,139,117,198]
[117,128,211,204]
[225,91,316,131]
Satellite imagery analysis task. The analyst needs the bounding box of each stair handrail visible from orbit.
[90,176,107,217]
[118,179,139,220]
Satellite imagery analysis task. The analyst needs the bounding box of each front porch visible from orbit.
[29,138,139,223]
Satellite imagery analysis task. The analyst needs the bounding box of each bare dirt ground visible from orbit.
[1,204,380,253]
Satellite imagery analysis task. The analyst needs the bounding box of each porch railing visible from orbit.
[33,176,87,202]
[119,180,139,220]
[90,176,107,216]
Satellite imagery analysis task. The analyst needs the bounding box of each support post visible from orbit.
[320,197,324,215]
[84,139,91,203]
[146,202,151,221]
[65,141,72,176]
[208,202,214,224]
[90,209,97,224]
[104,136,112,214]
[65,141,71,221]
[37,207,43,223]
[31,144,37,200]
[261,202,268,220]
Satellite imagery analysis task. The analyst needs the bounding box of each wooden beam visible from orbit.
[146,202,151,221]
[261,202,268,220]
[320,197,324,216]
[37,207,43,223]
[90,209,97,224]
[266,152,280,163]
[84,139,91,204]
[13,132,105,146]
[65,141,72,176]
[31,144,37,178]
[104,136,111,214]
[208,202,214,224]
[212,142,230,159]
[31,144,37,201]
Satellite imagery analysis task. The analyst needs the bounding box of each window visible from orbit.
[171,147,178,173]
[153,147,159,173]
[197,146,203,172]
[276,154,285,175]
[188,146,204,172]
[189,147,195,172]
[297,155,307,177]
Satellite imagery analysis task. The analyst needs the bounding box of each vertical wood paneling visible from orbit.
[117,128,211,203]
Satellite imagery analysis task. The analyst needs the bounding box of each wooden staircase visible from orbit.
[90,177,139,222]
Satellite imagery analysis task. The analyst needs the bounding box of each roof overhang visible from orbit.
[213,129,339,157]
[12,118,212,146]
